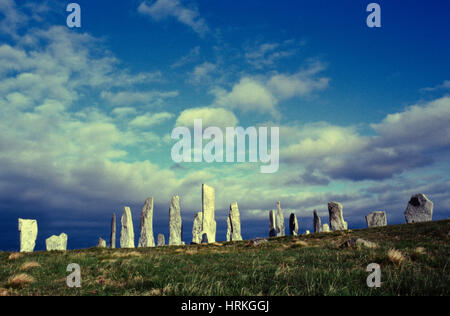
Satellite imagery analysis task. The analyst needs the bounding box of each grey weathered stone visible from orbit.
[322,223,330,232]
[313,210,322,233]
[328,202,346,231]
[97,238,106,248]
[340,238,377,249]
[201,233,208,244]
[192,212,203,244]
[248,238,268,246]
[404,194,433,223]
[120,206,135,248]
[157,234,165,247]
[226,217,232,242]
[138,198,155,248]
[289,213,299,236]
[169,196,183,246]
[366,211,387,228]
[110,213,116,249]
[46,233,67,251]
[227,202,243,241]
[202,184,216,243]
[276,201,285,236]
[269,210,276,237]
[18,219,38,253]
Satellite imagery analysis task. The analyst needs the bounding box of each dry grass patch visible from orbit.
[8,253,23,260]
[111,251,142,258]
[387,248,406,265]
[289,240,309,249]
[414,247,426,255]
[20,261,41,271]
[0,288,9,296]
[7,273,35,287]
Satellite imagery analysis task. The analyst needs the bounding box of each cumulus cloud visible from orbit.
[138,0,208,36]
[175,107,238,128]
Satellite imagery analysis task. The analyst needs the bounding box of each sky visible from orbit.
[0,0,449,251]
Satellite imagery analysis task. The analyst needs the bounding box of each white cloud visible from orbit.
[188,62,216,84]
[176,107,238,128]
[421,80,450,92]
[129,112,174,128]
[101,90,179,107]
[138,0,208,36]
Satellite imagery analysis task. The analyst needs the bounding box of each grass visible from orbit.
[0,219,449,296]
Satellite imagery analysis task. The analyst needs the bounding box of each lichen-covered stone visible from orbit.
[227,202,242,241]
[404,194,433,223]
[120,206,135,248]
[110,213,116,249]
[138,198,155,248]
[269,210,276,237]
[97,238,106,248]
[157,234,165,247]
[313,210,322,233]
[322,223,330,232]
[202,184,216,243]
[289,213,299,236]
[276,201,285,236]
[366,211,387,228]
[169,196,183,246]
[192,212,203,244]
[46,233,68,251]
[328,202,346,231]
[18,219,38,253]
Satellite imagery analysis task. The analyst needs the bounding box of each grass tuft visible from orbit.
[7,274,35,288]
[387,248,406,265]
[20,262,41,271]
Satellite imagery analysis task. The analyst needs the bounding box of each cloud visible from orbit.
[101,90,179,107]
[129,112,174,128]
[0,0,27,38]
[421,80,450,92]
[188,62,216,84]
[171,46,200,69]
[175,107,238,128]
[244,40,299,69]
[138,0,208,36]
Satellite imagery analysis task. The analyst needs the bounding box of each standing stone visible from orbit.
[18,219,38,253]
[289,213,299,236]
[366,211,387,228]
[169,196,183,246]
[226,217,232,242]
[269,210,276,237]
[275,201,285,236]
[46,233,68,251]
[157,234,165,247]
[227,202,243,241]
[192,212,203,244]
[404,194,433,223]
[322,224,330,232]
[202,184,216,243]
[110,213,116,249]
[97,238,106,248]
[305,230,310,235]
[328,202,346,231]
[138,198,155,248]
[120,206,135,248]
[313,210,322,233]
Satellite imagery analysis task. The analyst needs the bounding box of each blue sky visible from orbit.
[0,0,449,250]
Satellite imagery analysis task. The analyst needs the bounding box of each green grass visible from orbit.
[1,219,449,296]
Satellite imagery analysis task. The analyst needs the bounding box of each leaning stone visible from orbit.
[328,202,347,231]
[110,213,116,249]
[276,201,285,236]
[289,213,299,236]
[313,210,322,233]
[97,238,106,248]
[201,233,209,244]
[120,206,135,248]
[202,184,216,243]
[404,194,433,223]
[227,202,243,241]
[138,198,155,248]
[46,233,68,251]
[366,211,387,228]
[269,210,276,237]
[322,223,330,232]
[340,238,377,249]
[18,219,38,253]
[169,196,183,246]
[157,234,165,247]
[192,212,203,244]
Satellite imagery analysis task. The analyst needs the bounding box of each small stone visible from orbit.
[328,202,347,231]
[46,233,68,251]
[366,211,387,228]
[202,184,216,243]
[340,238,377,249]
[110,213,116,249]
[248,238,268,246]
[404,194,433,223]
[169,196,183,246]
[305,230,310,235]
[120,206,135,248]
[289,213,299,236]
[269,210,276,237]
[276,201,285,236]
[18,219,38,253]
[322,223,330,232]
[192,212,203,244]
[97,238,106,248]
[138,197,155,248]
[313,210,322,233]
[157,234,165,247]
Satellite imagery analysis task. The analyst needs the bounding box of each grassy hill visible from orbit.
[1,219,449,296]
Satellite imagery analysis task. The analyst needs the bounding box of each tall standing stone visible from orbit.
[269,210,276,237]
[227,202,243,241]
[366,211,387,228]
[404,194,433,223]
[46,233,68,251]
[313,210,322,233]
[276,201,285,236]
[169,196,183,246]
[192,212,203,244]
[289,213,299,236]
[157,234,165,247]
[202,184,216,243]
[120,206,135,248]
[18,219,38,253]
[138,198,155,248]
[110,213,116,249]
[328,202,346,231]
